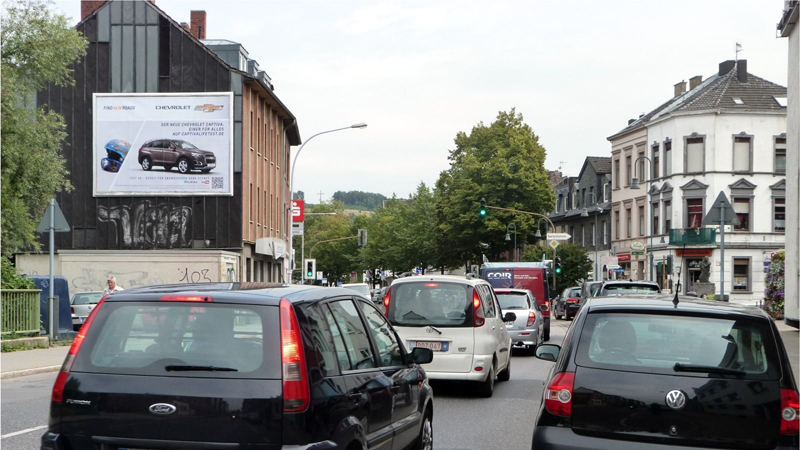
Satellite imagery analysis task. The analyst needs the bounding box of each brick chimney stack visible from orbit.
[190,10,207,40]
[674,80,687,97]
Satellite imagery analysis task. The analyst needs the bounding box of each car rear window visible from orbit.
[73,293,103,305]
[602,284,659,294]
[575,313,781,380]
[568,289,581,298]
[388,282,471,327]
[73,302,280,379]
[343,285,369,296]
[496,292,529,310]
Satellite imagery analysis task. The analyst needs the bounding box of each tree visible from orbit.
[292,202,359,284]
[521,243,592,291]
[435,109,555,266]
[332,190,388,211]
[1,0,87,255]
[293,190,305,200]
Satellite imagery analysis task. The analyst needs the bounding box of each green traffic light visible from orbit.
[480,209,486,216]
[556,268,562,274]
[307,272,313,277]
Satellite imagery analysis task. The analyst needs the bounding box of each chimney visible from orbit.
[674,80,687,97]
[180,22,190,32]
[689,75,703,90]
[736,60,748,83]
[628,118,636,125]
[81,0,105,21]
[719,60,736,76]
[190,10,206,40]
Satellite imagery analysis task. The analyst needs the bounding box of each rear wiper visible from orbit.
[165,365,238,372]
[673,363,745,376]
[428,326,443,335]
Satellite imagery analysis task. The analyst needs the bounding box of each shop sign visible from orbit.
[676,248,713,257]
[617,253,631,262]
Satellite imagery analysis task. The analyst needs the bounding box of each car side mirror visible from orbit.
[535,344,561,362]
[411,347,433,365]
[503,312,517,322]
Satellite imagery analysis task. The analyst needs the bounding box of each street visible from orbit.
[0,319,569,450]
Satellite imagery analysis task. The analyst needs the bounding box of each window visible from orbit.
[322,304,353,372]
[589,186,594,204]
[774,198,786,232]
[361,302,404,367]
[479,285,497,318]
[626,155,632,186]
[626,208,632,238]
[614,211,620,239]
[327,300,376,370]
[563,196,567,212]
[581,188,586,207]
[774,96,788,107]
[570,226,575,244]
[664,200,672,234]
[638,153,645,182]
[775,137,787,173]
[604,182,610,201]
[732,258,750,292]
[249,184,254,223]
[652,202,659,235]
[733,198,751,231]
[732,97,745,105]
[733,136,752,172]
[257,187,261,225]
[685,136,704,173]
[639,206,645,236]
[388,282,471,327]
[664,141,672,176]
[572,190,577,209]
[581,225,585,246]
[602,220,608,245]
[686,198,703,228]
[614,159,620,188]
[653,145,660,178]
[590,222,595,246]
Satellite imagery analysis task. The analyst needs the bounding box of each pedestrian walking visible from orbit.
[104,276,124,295]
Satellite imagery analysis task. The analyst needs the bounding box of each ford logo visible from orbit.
[149,403,177,415]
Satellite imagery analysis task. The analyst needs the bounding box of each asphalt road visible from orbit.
[0,318,570,450]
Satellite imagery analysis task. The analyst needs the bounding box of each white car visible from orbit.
[340,282,371,299]
[70,291,104,331]
[385,275,515,397]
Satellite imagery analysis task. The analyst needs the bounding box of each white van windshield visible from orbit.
[388,282,471,327]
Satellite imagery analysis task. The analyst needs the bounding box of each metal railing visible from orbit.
[1,289,41,336]
[669,228,717,245]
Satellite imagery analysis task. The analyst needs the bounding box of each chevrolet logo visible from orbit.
[195,104,223,112]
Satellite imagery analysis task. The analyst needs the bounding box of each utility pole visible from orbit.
[318,191,325,203]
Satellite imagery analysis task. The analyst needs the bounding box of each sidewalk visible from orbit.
[776,319,799,381]
[1,346,69,380]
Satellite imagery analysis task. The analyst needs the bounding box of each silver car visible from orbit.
[495,288,543,354]
[70,291,103,331]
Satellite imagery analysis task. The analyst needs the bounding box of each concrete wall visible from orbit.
[785,14,799,326]
[17,250,240,293]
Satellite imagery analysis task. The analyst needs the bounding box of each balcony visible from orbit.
[669,228,716,246]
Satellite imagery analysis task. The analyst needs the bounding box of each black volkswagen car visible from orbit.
[42,283,434,450]
[532,294,799,450]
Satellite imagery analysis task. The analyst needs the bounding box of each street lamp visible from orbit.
[631,155,654,282]
[582,192,603,281]
[288,123,367,281]
[534,218,549,238]
[505,223,517,262]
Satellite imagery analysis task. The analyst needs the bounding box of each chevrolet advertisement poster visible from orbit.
[93,92,233,196]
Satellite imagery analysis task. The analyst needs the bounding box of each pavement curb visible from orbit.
[1,365,61,380]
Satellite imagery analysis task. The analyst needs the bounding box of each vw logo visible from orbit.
[665,390,686,410]
[149,403,177,415]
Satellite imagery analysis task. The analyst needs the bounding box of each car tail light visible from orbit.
[780,388,799,435]
[527,311,536,327]
[543,301,551,317]
[52,296,107,403]
[424,283,439,287]
[160,295,212,302]
[544,372,575,417]
[473,289,485,327]
[383,287,392,317]
[567,297,579,303]
[280,298,309,413]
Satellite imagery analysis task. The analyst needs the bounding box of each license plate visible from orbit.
[206,163,216,168]
[411,341,449,352]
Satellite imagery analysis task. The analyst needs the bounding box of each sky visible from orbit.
[53,0,789,202]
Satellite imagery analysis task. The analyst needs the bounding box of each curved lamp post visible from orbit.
[631,156,654,282]
[505,223,517,261]
[581,192,603,281]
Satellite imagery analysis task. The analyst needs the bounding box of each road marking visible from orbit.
[1,425,48,439]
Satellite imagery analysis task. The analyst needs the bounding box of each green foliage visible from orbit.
[1,256,35,289]
[435,109,555,266]
[763,251,785,319]
[1,0,87,255]
[332,190,388,211]
[521,243,592,290]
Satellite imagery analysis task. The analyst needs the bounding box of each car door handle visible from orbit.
[348,392,362,400]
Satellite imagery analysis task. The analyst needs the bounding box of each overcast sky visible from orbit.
[54,0,788,202]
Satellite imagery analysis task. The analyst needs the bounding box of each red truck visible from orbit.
[481,264,551,341]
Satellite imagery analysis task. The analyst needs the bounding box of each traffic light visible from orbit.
[480,198,487,217]
[304,259,316,280]
[555,257,562,274]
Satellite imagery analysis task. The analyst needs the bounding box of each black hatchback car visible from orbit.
[532,294,799,450]
[42,283,435,450]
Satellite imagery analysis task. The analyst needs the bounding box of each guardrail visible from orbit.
[1,289,42,336]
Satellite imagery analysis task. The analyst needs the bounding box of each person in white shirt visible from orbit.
[103,276,124,295]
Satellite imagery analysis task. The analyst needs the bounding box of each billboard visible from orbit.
[93,92,233,196]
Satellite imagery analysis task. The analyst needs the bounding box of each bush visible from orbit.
[1,256,34,289]
[763,251,785,319]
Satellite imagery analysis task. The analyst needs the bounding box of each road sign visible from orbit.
[548,240,560,250]
[547,233,571,241]
[606,264,621,270]
[292,200,305,222]
[36,200,70,233]
[316,271,323,280]
[632,251,645,256]
[291,222,304,236]
[704,191,740,226]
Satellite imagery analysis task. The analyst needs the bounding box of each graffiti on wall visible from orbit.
[98,200,192,248]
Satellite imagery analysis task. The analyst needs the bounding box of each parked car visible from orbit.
[494,288,544,354]
[385,275,515,397]
[43,283,435,450]
[598,280,661,296]
[554,287,581,320]
[341,282,371,300]
[480,265,551,341]
[532,294,799,450]
[69,291,103,331]
[138,139,216,174]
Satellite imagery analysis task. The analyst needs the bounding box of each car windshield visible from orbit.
[576,313,780,380]
[603,284,660,294]
[72,293,103,305]
[343,284,369,296]
[388,282,470,327]
[174,140,198,150]
[496,292,529,310]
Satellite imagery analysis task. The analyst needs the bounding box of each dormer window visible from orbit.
[732,97,744,105]
[774,96,788,107]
